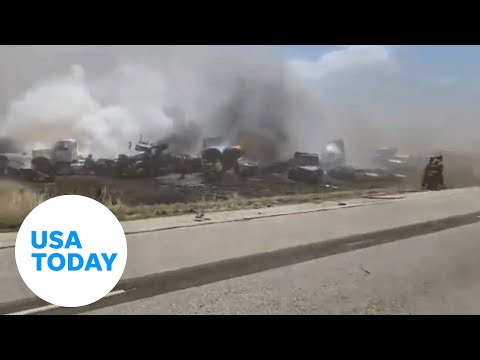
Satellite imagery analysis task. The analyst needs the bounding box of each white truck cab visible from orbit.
[52,139,79,164]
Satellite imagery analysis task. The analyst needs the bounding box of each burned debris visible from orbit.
[0,135,401,188]
[1,131,463,199]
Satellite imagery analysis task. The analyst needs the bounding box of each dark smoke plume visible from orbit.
[1,45,478,167]
[0,137,19,153]
[0,46,300,160]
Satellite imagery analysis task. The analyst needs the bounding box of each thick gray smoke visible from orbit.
[0,46,301,160]
[0,45,478,166]
[0,137,19,153]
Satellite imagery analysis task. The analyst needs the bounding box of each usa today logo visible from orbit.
[15,195,128,308]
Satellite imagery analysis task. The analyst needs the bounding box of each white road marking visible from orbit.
[5,290,127,315]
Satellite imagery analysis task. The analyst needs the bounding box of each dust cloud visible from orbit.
[0,45,478,165]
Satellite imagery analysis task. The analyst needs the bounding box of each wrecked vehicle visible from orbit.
[222,146,244,173]
[373,147,477,188]
[162,153,202,175]
[0,152,56,182]
[269,139,344,183]
[372,147,426,174]
[258,139,346,178]
[185,155,203,173]
[222,146,259,177]
[238,158,259,177]
[135,139,205,176]
[51,139,79,174]
[0,152,29,177]
[201,147,224,182]
[287,152,324,184]
[94,139,202,178]
[422,155,445,190]
[114,142,170,178]
[430,150,478,187]
[319,139,346,171]
[32,139,90,176]
[200,144,248,181]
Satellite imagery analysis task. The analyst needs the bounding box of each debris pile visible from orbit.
[1,133,475,206]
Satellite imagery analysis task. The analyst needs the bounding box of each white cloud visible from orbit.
[288,45,392,80]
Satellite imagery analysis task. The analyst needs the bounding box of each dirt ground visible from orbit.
[1,166,478,231]
[15,171,415,207]
[3,151,478,209]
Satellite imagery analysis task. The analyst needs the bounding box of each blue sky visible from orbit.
[278,45,480,80]
[276,45,480,94]
[268,45,480,153]
[278,45,480,64]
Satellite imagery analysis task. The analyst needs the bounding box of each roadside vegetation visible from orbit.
[0,179,401,231]
[0,180,48,231]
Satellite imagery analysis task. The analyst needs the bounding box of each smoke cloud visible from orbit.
[0,46,298,160]
[0,45,479,166]
[0,137,19,153]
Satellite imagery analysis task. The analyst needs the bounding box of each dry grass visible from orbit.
[104,188,381,221]
[0,180,49,231]
[0,179,397,231]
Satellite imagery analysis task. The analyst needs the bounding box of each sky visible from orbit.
[280,45,480,85]
[1,45,480,162]
[279,45,480,68]
[279,45,480,137]
[275,45,480,160]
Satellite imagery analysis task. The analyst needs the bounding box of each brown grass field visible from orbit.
[0,172,410,232]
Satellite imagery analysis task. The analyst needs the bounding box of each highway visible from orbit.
[1,187,480,315]
[83,222,480,315]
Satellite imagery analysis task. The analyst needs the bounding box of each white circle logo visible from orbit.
[15,195,128,308]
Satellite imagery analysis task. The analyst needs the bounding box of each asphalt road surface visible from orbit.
[83,222,480,315]
[3,188,480,315]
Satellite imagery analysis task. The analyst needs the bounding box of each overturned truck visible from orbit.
[94,142,170,178]
[94,141,203,178]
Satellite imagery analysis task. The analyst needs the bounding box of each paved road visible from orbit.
[83,222,480,315]
[2,187,480,314]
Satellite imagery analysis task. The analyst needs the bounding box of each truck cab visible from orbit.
[52,139,79,164]
[50,139,79,175]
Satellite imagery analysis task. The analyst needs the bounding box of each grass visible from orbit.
[107,189,378,221]
[0,179,400,232]
[0,180,49,231]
